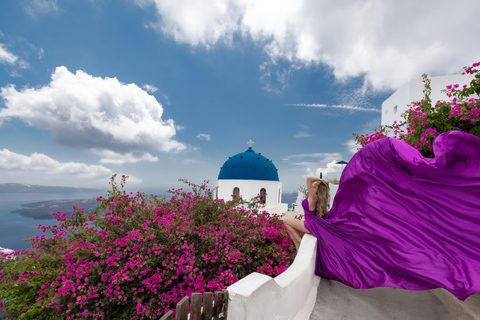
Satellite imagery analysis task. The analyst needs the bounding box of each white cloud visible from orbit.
[0,44,19,65]
[344,139,359,154]
[136,0,480,90]
[142,84,158,93]
[0,148,114,180]
[22,0,58,17]
[0,43,29,70]
[293,125,314,138]
[283,152,347,180]
[288,103,380,113]
[161,93,171,105]
[283,152,341,161]
[136,0,243,47]
[259,61,296,93]
[196,133,211,141]
[0,66,186,163]
[38,48,45,60]
[294,132,314,138]
[96,150,159,165]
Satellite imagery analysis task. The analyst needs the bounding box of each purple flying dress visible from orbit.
[303,131,480,301]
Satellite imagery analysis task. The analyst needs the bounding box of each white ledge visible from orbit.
[227,234,320,320]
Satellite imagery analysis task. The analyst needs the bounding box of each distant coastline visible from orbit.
[0,183,102,194]
[1,183,298,224]
[12,198,100,219]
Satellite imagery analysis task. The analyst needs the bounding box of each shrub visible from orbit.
[353,61,480,157]
[0,175,295,319]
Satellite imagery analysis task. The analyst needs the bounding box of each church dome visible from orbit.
[218,147,279,181]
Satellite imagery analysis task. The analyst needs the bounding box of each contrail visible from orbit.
[287,103,381,112]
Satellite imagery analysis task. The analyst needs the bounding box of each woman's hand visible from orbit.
[313,179,329,188]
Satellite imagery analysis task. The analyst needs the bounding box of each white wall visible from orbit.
[0,246,13,254]
[227,234,320,320]
[214,179,288,215]
[382,74,475,126]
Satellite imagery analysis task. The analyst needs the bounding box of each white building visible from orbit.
[0,246,14,255]
[214,140,288,215]
[382,73,475,126]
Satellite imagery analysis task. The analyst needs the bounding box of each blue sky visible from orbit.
[0,0,479,193]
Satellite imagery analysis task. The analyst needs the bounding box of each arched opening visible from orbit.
[278,189,281,203]
[233,187,240,198]
[260,188,267,204]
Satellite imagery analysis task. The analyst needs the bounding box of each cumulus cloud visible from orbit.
[0,66,186,163]
[196,133,211,141]
[135,0,480,90]
[0,148,113,180]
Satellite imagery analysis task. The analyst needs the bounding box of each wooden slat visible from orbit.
[203,292,213,320]
[158,290,229,320]
[221,290,229,320]
[159,310,173,320]
[176,296,189,320]
[190,292,202,320]
[214,291,223,320]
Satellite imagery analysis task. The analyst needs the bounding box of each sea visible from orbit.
[0,189,298,252]
[0,190,102,251]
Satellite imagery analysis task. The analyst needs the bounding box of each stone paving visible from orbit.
[309,278,480,320]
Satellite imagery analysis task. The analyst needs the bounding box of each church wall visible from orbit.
[214,179,287,214]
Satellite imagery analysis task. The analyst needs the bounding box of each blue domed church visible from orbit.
[214,140,288,215]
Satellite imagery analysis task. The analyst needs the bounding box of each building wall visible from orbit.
[214,179,288,214]
[381,74,475,126]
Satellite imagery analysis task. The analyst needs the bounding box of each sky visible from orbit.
[0,0,479,194]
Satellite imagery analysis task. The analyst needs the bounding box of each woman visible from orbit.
[283,177,330,251]
[282,131,480,301]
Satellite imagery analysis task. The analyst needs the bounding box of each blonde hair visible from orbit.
[316,183,330,218]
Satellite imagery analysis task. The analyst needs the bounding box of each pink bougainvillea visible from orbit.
[353,61,480,157]
[0,175,295,319]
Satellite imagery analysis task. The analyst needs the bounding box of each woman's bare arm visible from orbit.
[306,177,329,197]
[306,177,320,200]
[306,177,329,210]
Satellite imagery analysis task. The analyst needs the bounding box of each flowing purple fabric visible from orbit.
[303,131,480,301]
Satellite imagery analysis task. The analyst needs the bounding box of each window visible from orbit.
[260,188,267,204]
[233,187,240,198]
